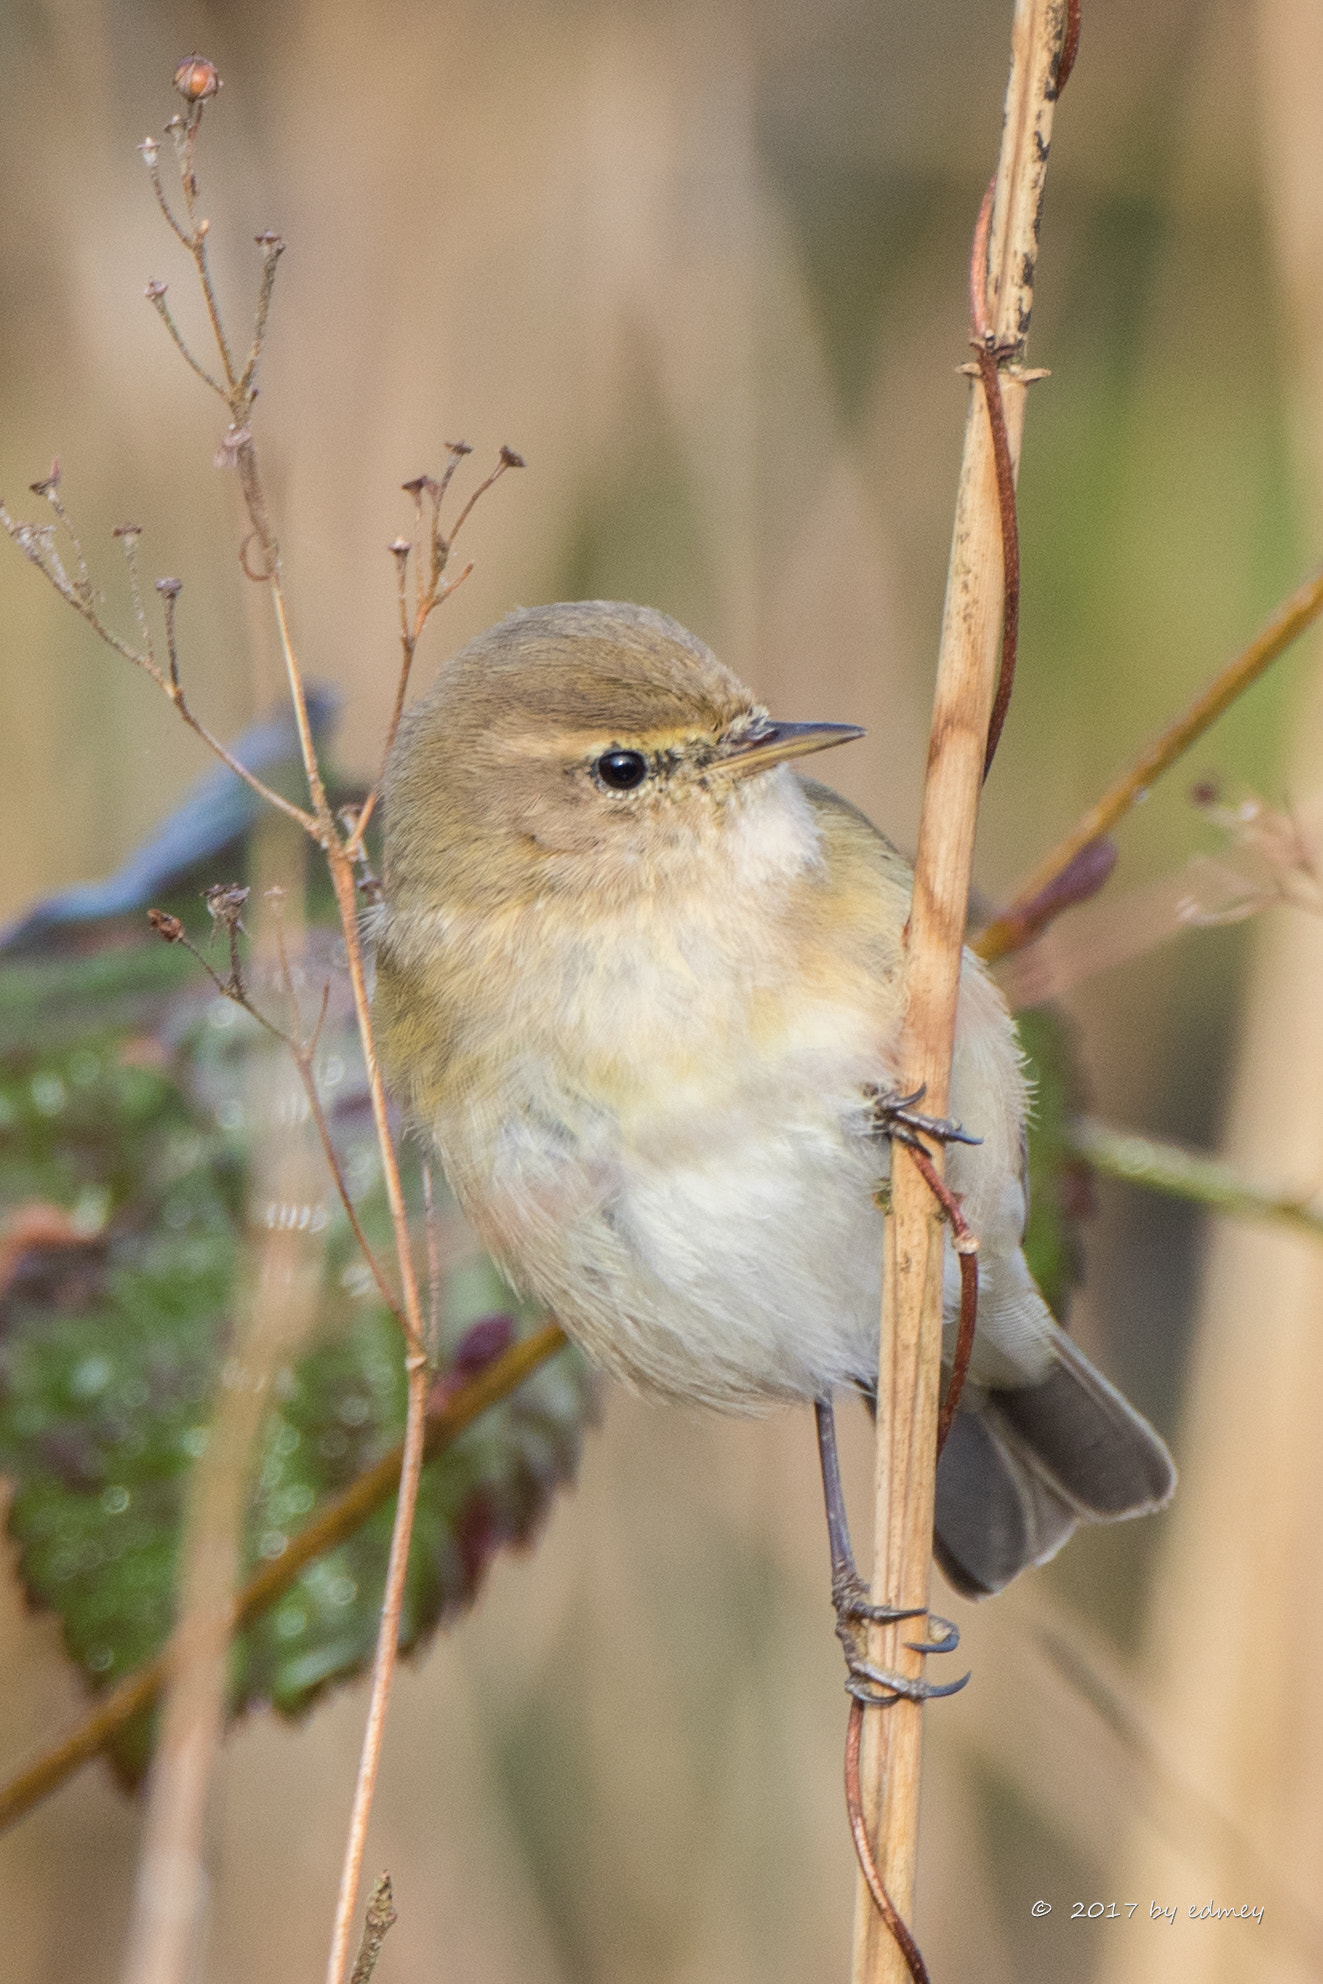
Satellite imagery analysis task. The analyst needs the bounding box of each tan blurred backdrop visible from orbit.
[1,0,1319,1979]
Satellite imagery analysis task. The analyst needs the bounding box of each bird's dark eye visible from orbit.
[595,749,649,791]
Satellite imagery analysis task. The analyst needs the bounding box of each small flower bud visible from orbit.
[174,56,221,102]
[154,576,183,598]
[254,231,285,255]
[499,446,525,469]
[388,537,411,558]
[145,280,168,302]
[139,136,159,164]
[148,909,185,943]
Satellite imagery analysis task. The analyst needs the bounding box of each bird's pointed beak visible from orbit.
[718,719,865,778]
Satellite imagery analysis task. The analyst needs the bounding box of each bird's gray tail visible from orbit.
[933,1322,1175,1599]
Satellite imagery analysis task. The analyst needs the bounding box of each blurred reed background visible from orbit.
[0,0,1318,1979]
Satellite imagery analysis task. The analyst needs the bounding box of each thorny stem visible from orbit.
[0,1323,568,1836]
[974,556,1323,963]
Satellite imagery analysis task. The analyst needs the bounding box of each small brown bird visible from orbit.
[374,600,1173,1662]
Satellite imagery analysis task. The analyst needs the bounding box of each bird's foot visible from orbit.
[832,1571,968,1707]
[865,1083,982,1152]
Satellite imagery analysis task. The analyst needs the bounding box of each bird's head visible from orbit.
[382,600,862,911]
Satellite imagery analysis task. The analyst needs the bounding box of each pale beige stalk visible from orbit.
[1099,2,1323,1978]
[120,868,324,1984]
[850,5,1068,1977]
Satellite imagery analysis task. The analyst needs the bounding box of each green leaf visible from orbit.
[0,944,590,1787]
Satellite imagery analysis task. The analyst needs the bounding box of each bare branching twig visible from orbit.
[1,61,524,1984]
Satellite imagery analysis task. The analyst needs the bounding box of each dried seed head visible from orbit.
[139,136,159,164]
[112,523,143,540]
[28,459,61,498]
[174,56,221,101]
[254,231,285,255]
[154,576,183,599]
[205,883,250,931]
[148,909,185,943]
[388,537,411,558]
[145,280,168,302]
[499,446,526,469]
[444,440,474,458]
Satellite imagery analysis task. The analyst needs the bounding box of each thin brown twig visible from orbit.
[421,1161,443,1367]
[323,1355,428,1984]
[238,235,286,398]
[845,1704,929,1984]
[157,904,404,1322]
[0,1322,568,1836]
[1056,0,1082,92]
[9,71,521,1984]
[348,1875,398,1984]
[903,1144,979,1455]
[974,557,1323,963]
[967,179,1024,780]
[0,502,321,834]
[144,284,227,398]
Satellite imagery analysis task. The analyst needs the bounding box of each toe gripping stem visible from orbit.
[816,1401,969,1710]
[865,1082,983,1156]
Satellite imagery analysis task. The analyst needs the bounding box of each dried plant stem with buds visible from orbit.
[849,5,1074,1979]
[0,57,522,1984]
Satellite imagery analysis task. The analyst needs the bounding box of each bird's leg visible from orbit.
[814,1397,967,1707]
[865,1082,982,1153]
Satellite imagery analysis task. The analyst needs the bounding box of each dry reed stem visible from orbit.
[121,890,326,1984]
[974,557,1323,963]
[849,5,1069,1978]
[0,1323,568,1836]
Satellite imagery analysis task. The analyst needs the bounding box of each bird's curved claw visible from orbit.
[844,1660,971,1707]
[905,1614,960,1657]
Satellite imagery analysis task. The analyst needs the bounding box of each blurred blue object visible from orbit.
[0,689,339,954]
